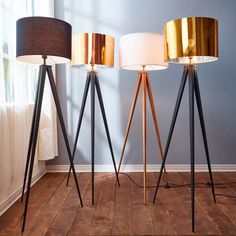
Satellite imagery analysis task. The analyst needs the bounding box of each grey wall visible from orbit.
[48,0,236,166]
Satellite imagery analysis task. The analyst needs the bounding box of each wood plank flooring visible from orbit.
[0,172,235,235]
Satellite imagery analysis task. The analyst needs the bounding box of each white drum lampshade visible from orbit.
[119,32,168,71]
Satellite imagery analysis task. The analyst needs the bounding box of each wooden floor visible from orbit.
[0,172,235,235]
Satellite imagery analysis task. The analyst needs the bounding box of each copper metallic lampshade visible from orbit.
[16,16,71,64]
[71,33,114,70]
[164,17,218,64]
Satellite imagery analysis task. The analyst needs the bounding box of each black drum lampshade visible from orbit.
[16,16,71,64]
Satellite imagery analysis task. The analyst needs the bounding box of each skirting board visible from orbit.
[0,169,46,216]
[46,164,236,173]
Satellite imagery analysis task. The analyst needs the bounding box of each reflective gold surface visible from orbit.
[164,17,218,64]
[72,33,114,69]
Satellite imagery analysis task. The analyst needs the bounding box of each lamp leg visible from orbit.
[47,66,83,207]
[146,76,168,183]
[189,67,195,233]
[141,74,147,204]
[66,74,91,186]
[153,67,188,203]
[194,70,216,203]
[118,74,142,173]
[21,66,42,203]
[22,65,47,232]
[95,75,120,186]
[90,73,95,205]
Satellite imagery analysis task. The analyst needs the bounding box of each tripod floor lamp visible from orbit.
[16,17,83,232]
[118,33,168,204]
[66,33,120,205]
[153,17,218,232]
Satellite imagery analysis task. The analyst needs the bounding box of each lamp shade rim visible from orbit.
[71,64,113,70]
[167,56,218,64]
[120,63,168,71]
[165,16,217,25]
[16,55,71,65]
[18,16,71,26]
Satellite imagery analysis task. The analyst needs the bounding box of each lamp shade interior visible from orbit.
[119,32,168,71]
[164,17,218,64]
[16,16,71,65]
[71,33,114,70]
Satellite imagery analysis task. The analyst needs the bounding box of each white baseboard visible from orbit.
[46,164,236,173]
[0,169,46,216]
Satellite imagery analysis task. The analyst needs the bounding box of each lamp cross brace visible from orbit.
[20,62,83,232]
[153,65,216,233]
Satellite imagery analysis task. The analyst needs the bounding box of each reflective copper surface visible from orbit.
[164,17,218,64]
[72,33,114,69]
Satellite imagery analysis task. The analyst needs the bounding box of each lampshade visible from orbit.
[119,32,168,71]
[16,16,71,64]
[71,33,114,70]
[164,17,218,64]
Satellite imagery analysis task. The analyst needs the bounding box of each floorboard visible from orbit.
[0,172,235,236]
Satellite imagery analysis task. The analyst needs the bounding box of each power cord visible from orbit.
[119,172,236,199]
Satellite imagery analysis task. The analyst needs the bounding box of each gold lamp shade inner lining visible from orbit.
[72,33,114,69]
[164,17,218,64]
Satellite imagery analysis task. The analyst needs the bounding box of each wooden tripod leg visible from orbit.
[118,74,142,173]
[146,76,168,180]
[142,74,147,204]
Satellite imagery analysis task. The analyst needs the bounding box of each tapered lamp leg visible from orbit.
[90,73,96,205]
[141,73,147,204]
[153,67,188,203]
[189,67,195,233]
[22,65,47,232]
[118,74,142,173]
[21,67,42,202]
[66,74,91,186]
[194,70,216,202]
[95,75,120,186]
[47,67,83,206]
[146,76,168,182]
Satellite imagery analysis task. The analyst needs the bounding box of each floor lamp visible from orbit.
[66,33,120,205]
[153,17,218,232]
[16,17,83,232]
[118,33,168,204]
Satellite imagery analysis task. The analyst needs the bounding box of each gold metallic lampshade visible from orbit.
[71,33,114,70]
[164,17,218,64]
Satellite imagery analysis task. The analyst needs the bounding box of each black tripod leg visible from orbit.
[66,74,91,186]
[95,75,120,186]
[194,70,216,203]
[189,67,195,233]
[153,67,188,203]
[22,65,46,232]
[91,73,95,205]
[47,67,83,207]
[21,66,42,203]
